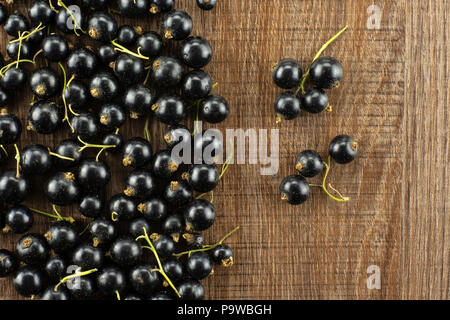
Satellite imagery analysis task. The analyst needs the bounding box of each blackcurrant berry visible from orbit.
[129,218,150,238]
[129,264,161,296]
[163,180,192,207]
[0,4,7,26]
[0,249,18,278]
[42,34,69,62]
[28,101,63,134]
[99,103,126,130]
[20,144,53,175]
[78,195,103,218]
[181,70,212,100]
[54,139,82,168]
[210,244,233,266]
[87,11,118,42]
[7,40,32,60]
[4,13,30,37]
[301,88,329,113]
[152,94,186,125]
[178,279,204,300]
[13,266,45,297]
[329,134,358,164]
[64,80,89,111]
[136,32,163,57]
[196,0,217,10]
[162,10,193,41]
[89,71,120,101]
[151,56,184,88]
[108,194,137,221]
[0,110,22,145]
[117,25,138,45]
[180,36,212,69]
[0,67,27,91]
[272,58,302,89]
[184,199,216,231]
[138,197,168,222]
[110,238,142,267]
[193,130,223,164]
[124,169,155,199]
[186,252,213,280]
[162,214,184,241]
[149,0,174,14]
[96,266,126,296]
[122,137,153,168]
[186,164,219,193]
[55,6,86,34]
[44,172,80,206]
[16,233,49,266]
[89,218,118,247]
[162,258,184,282]
[200,95,229,124]
[152,234,175,258]
[67,276,95,299]
[3,205,33,234]
[0,169,30,205]
[152,149,180,179]
[98,44,117,65]
[29,67,61,99]
[310,56,343,89]
[40,286,69,300]
[295,150,324,177]
[117,0,150,17]
[274,91,301,121]
[44,255,66,283]
[163,125,191,149]
[280,175,310,205]
[71,243,104,269]
[28,0,55,25]
[102,133,123,152]
[66,48,98,79]
[114,54,145,85]
[45,221,79,254]
[70,112,99,140]
[183,233,204,249]
[78,159,110,193]
[123,84,155,118]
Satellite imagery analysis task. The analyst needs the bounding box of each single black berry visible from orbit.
[210,244,234,266]
[272,58,302,89]
[181,70,212,100]
[0,169,30,205]
[280,175,310,205]
[124,169,155,199]
[96,266,126,296]
[178,279,204,300]
[78,159,110,193]
[129,264,161,296]
[122,137,153,168]
[123,84,155,118]
[186,252,213,280]
[3,205,33,234]
[196,0,217,10]
[180,36,212,69]
[152,149,180,179]
[89,218,118,247]
[274,92,301,121]
[71,243,104,269]
[13,266,45,297]
[89,71,120,101]
[184,199,216,231]
[42,34,69,62]
[200,95,229,124]
[16,233,49,266]
[0,249,18,278]
[309,56,343,89]
[138,197,168,222]
[329,134,358,164]
[152,94,186,125]
[0,110,22,145]
[151,56,184,88]
[87,11,118,42]
[136,31,163,57]
[44,172,80,206]
[110,238,142,267]
[163,180,192,207]
[45,221,79,254]
[108,194,137,221]
[301,88,329,113]
[162,10,193,41]
[295,150,324,177]
[67,48,98,79]
[70,113,99,140]
[28,101,63,134]
[20,144,53,175]
[78,195,103,218]
[185,164,219,193]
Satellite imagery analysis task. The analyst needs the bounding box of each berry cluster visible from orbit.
[0,0,236,301]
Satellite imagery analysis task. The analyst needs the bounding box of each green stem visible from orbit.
[29,208,74,222]
[54,268,98,291]
[111,39,149,60]
[320,156,350,202]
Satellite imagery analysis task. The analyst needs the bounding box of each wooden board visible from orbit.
[0,0,448,300]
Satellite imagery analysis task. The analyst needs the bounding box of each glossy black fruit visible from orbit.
[295,150,324,177]
[40,286,69,300]
[78,159,110,193]
[123,84,155,118]
[181,70,212,99]
[67,276,95,299]
[274,91,301,120]
[162,10,192,41]
[178,279,204,300]
[122,137,153,168]
[55,5,86,34]
[7,40,32,60]
[163,125,191,149]
[16,233,49,266]
[64,80,89,111]
[200,95,229,124]
[0,169,30,205]
[152,94,186,125]
[0,67,27,91]
[29,67,60,99]
[310,56,343,89]
[129,264,161,296]
[186,252,212,280]
[98,44,117,64]
[163,180,192,207]
[301,88,329,113]
[117,25,137,45]
[114,54,145,85]
[125,169,155,199]
[97,267,126,296]
[272,58,302,89]
[129,218,150,238]
[87,12,118,42]
[161,214,184,241]
[0,249,18,278]
[44,255,66,283]
[45,221,79,254]
[42,34,69,62]
[0,111,21,144]
[89,218,118,247]
[149,0,174,14]
[102,133,123,153]
[136,32,163,57]
[54,139,82,168]
[4,14,29,37]
[44,172,80,206]
[28,100,63,134]
[280,175,310,205]
[110,238,142,267]
[152,234,175,258]
[180,36,212,69]
[28,0,55,25]
[184,199,216,231]
[70,113,99,140]
[197,0,217,10]
[117,0,150,17]
[186,164,219,193]
[138,197,168,222]
[329,134,358,164]
[193,130,223,164]
[78,195,102,218]
[211,244,233,266]
[99,103,126,130]
[151,56,184,88]
[67,48,98,79]
[152,150,180,179]
[13,266,45,297]
[20,144,53,175]
[89,72,120,101]
[162,258,184,282]
[108,194,137,221]
[71,244,104,269]
[3,205,33,234]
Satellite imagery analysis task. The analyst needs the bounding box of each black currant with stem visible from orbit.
[96,266,126,299]
[53,267,98,294]
[28,101,63,135]
[71,244,104,270]
[129,264,162,296]
[136,227,181,298]
[66,48,98,79]
[108,193,137,222]
[44,255,67,283]
[4,13,29,37]
[136,31,163,58]
[3,205,34,234]
[20,144,76,176]
[77,158,111,194]
[54,139,83,168]
[13,266,45,298]
[0,147,30,205]
[87,11,118,42]
[89,218,118,247]
[40,286,69,300]
[77,136,117,162]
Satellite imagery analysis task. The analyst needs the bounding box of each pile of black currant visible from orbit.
[272,27,360,205]
[0,0,237,301]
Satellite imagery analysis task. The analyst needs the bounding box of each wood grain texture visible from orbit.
[0,0,448,300]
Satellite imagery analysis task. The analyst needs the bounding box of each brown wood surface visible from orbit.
[0,0,448,300]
